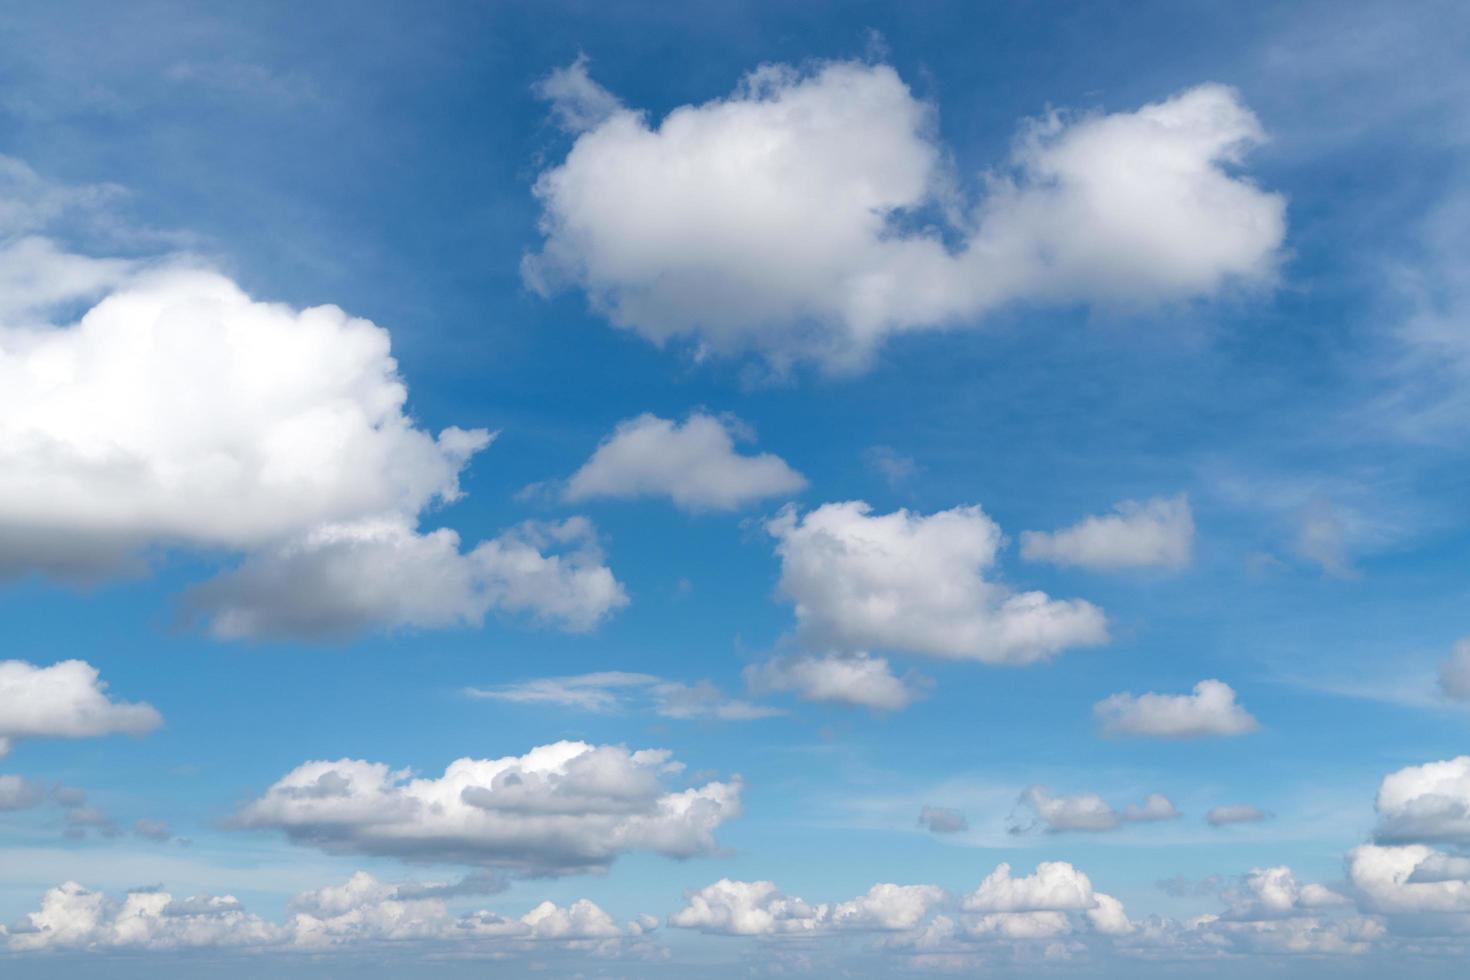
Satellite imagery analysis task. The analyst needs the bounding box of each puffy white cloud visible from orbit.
[465,671,779,720]
[1020,495,1194,571]
[8,882,279,951]
[767,502,1107,664]
[744,652,921,711]
[1348,844,1470,916]
[6,872,644,956]
[1198,914,1385,956]
[1221,867,1350,921]
[1375,756,1470,844]
[0,265,488,579]
[526,60,1284,372]
[185,516,627,640]
[1094,679,1259,739]
[965,910,1073,940]
[829,884,947,932]
[0,659,161,757]
[668,879,944,936]
[963,862,1098,913]
[0,168,627,641]
[1010,786,1179,833]
[1437,638,1470,700]
[236,740,742,875]
[918,805,968,835]
[564,412,805,511]
[959,862,1134,942]
[1207,804,1272,826]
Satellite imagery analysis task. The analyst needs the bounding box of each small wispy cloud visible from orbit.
[465,671,781,721]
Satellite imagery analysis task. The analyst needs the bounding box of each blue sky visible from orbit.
[1,0,1469,976]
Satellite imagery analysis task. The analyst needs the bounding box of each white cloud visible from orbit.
[767,502,1107,664]
[1221,867,1350,921]
[564,412,805,511]
[184,516,627,640]
[1375,756,1470,844]
[1348,844,1470,916]
[830,884,948,932]
[1020,495,1194,571]
[744,652,921,711]
[1437,638,1470,700]
[1094,679,1259,739]
[1206,804,1272,826]
[668,879,944,936]
[6,871,645,956]
[1009,787,1179,834]
[1124,793,1183,823]
[465,671,779,721]
[236,740,742,875]
[668,879,825,936]
[918,805,968,835]
[0,659,161,758]
[0,164,627,641]
[8,882,278,951]
[526,59,1284,372]
[959,862,1135,941]
[0,264,488,578]
[962,862,1099,913]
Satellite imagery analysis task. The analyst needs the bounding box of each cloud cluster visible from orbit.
[767,502,1107,664]
[669,879,946,936]
[1094,679,1259,738]
[235,740,742,875]
[1010,786,1179,834]
[526,60,1284,372]
[0,659,161,757]
[1020,495,1194,571]
[5,871,653,958]
[0,164,626,641]
[564,412,805,511]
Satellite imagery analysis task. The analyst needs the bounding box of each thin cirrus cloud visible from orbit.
[670,879,946,935]
[1094,679,1260,739]
[1436,637,1470,700]
[525,59,1285,373]
[767,501,1108,664]
[465,671,780,721]
[235,740,743,876]
[563,412,806,511]
[0,659,162,758]
[1009,786,1180,834]
[1020,494,1195,571]
[0,160,626,642]
[743,652,924,712]
[1207,804,1272,826]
